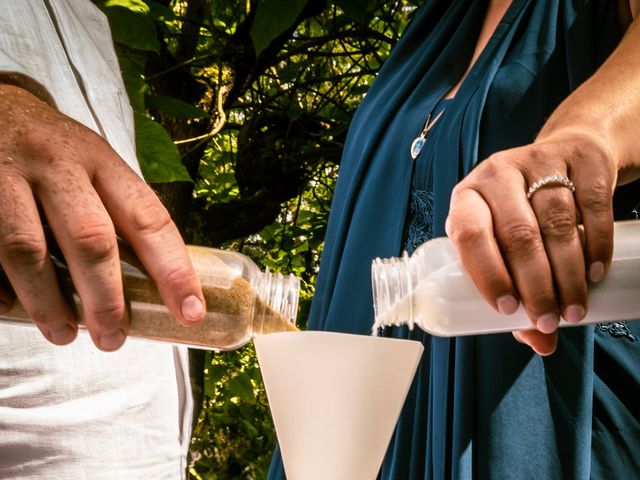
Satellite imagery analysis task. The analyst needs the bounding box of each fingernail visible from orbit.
[589,262,605,283]
[181,295,205,322]
[497,295,519,315]
[99,329,126,351]
[536,313,559,334]
[564,304,586,323]
[50,324,76,345]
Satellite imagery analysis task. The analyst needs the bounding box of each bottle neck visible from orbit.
[250,268,300,335]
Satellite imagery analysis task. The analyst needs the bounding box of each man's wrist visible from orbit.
[0,72,55,106]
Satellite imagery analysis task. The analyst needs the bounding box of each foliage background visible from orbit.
[92,0,420,478]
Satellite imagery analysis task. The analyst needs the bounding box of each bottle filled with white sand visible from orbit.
[371,220,640,336]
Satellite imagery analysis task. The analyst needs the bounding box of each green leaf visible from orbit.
[144,0,175,21]
[207,363,228,385]
[119,56,147,113]
[104,6,160,52]
[227,373,254,402]
[250,0,307,56]
[204,363,227,397]
[296,210,315,223]
[104,0,149,13]
[335,0,376,23]
[146,95,211,119]
[134,113,191,183]
[240,418,260,437]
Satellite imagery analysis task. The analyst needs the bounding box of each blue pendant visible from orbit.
[410,135,425,159]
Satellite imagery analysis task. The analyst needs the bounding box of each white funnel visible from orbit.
[254,331,424,480]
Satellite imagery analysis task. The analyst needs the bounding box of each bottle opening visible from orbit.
[252,269,300,335]
[371,253,416,335]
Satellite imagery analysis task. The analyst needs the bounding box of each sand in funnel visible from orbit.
[255,331,423,480]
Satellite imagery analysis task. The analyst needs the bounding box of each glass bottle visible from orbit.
[1,243,299,350]
[371,220,640,336]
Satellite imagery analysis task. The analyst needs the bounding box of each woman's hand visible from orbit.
[446,10,640,355]
[0,84,206,351]
[446,131,617,355]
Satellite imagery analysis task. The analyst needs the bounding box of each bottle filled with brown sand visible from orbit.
[0,243,299,350]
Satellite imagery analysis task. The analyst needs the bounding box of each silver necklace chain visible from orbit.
[410,108,446,160]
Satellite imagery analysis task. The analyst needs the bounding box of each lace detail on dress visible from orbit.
[595,322,637,342]
[403,189,434,254]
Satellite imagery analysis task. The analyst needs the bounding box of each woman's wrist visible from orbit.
[535,124,618,181]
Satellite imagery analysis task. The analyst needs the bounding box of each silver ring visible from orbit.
[526,175,575,200]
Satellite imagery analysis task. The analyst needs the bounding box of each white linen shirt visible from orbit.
[0,1,192,479]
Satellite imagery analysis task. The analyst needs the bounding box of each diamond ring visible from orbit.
[526,175,575,200]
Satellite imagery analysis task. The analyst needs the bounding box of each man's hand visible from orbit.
[0,84,206,351]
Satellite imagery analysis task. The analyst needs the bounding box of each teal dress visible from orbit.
[268,1,640,478]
